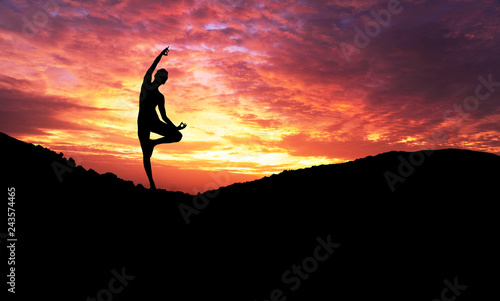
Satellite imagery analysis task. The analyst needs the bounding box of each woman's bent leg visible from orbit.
[152,131,182,146]
[151,121,183,146]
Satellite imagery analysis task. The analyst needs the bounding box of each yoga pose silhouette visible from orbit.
[138,46,186,189]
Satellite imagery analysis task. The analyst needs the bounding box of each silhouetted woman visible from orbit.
[138,46,186,189]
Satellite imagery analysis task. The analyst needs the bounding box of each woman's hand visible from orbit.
[177,122,187,130]
[162,46,170,56]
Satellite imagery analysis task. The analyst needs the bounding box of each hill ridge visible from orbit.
[3,131,498,196]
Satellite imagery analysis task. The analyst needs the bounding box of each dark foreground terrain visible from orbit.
[1,131,499,300]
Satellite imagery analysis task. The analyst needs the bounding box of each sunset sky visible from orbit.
[1,0,500,192]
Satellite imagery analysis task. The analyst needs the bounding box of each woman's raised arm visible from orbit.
[143,46,169,82]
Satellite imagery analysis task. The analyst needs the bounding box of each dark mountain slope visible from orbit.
[1,132,499,301]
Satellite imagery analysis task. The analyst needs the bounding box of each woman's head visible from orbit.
[155,69,169,85]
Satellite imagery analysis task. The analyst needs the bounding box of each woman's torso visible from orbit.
[138,85,163,122]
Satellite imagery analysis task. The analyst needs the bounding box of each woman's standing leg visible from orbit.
[143,155,156,189]
[139,127,156,189]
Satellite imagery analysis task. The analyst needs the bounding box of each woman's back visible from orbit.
[138,85,163,121]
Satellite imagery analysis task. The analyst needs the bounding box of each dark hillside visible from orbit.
[1,132,499,300]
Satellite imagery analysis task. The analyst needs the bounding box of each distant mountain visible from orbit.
[1,131,499,301]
